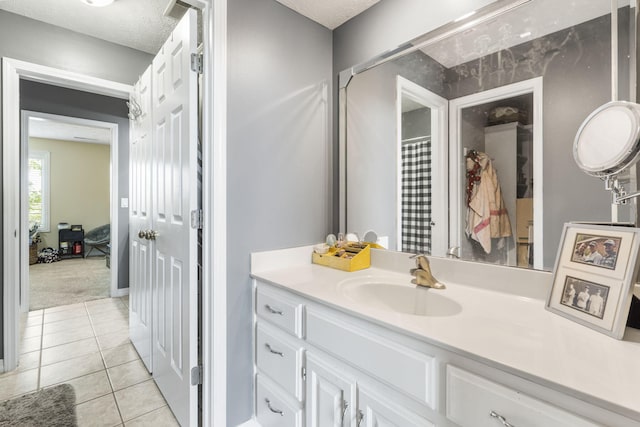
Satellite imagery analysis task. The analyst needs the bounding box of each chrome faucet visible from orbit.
[410,254,445,289]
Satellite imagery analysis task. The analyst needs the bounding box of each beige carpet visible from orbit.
[29,257,111,310]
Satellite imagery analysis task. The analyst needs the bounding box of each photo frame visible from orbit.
[546,223,640,339]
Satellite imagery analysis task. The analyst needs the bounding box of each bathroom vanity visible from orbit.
[251,246,640,427]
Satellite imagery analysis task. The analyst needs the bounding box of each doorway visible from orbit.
[21,111,119,312]
[396,76,449,257]
[449,77,544,269]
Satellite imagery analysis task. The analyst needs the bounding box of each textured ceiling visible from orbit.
[275,0,380,29]
[0,0,180,54]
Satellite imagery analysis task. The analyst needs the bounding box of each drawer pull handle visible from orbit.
[265,304,283,315]
[490,411,515,427]
[341,400,349,424]
[265,343,284,357]
[357,409,364,426]
[265,398,283,416]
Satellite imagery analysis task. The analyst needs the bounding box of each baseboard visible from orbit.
[0,359,4,373]
[112,287,129,298]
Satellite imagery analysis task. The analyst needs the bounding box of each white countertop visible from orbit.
[251,245,640,420]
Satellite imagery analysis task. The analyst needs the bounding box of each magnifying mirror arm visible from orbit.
[605,176,638,205]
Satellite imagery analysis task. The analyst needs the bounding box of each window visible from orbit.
[28,151,50,232]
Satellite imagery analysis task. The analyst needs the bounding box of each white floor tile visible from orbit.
[124,406,179,426]
[0,368,38,401]
[57,370,112,404]
[76,394,123,427]
[42,325,95,348]
[41,337,100,366]
[114,380,167,422]
[102,343,141,368]
[107,359,151,391]
[40,352,104,387]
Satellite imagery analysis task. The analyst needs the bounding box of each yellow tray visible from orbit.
[312,243,371,272]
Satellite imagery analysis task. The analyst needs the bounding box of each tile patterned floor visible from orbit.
[0,296,180,426]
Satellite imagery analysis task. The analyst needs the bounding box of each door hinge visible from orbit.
[191,209,203,229]
[302,367,306,381]
[191,366,203,385]
[190,53,203,74]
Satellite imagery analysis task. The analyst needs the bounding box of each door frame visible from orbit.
[396,76,449,256]
[2,58,131,372]
[448,76,543,269]
[20,110,120,313]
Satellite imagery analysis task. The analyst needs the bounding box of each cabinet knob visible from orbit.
[146,230,159,240]
[138,230,146,239]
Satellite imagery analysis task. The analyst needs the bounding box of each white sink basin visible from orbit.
[338,276,462,317]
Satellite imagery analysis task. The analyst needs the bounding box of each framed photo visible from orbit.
[546,223,640,339]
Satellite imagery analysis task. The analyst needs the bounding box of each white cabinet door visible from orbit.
[357,386,434,427]
[150,9,199,426]
[306,353,356,427]
[129,65,153,373]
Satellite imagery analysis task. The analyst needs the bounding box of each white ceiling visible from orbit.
[29,117,112,145]
[274,0,380,30]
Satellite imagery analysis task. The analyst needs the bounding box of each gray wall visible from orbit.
[21,80,131,290]
[0,9,151,361]
[227,0,333,424]
[0,10,152,84]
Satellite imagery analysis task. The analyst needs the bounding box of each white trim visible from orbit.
[111,287,129,298]
[3,58,21,371]
[6,58,131,99]
[202,1,227,426]
[338,86,347,234]
[2,57,132,372]
[449,76,543,269]
[20,111,120,313]
[0,359,4,373]
[395,76,449,256]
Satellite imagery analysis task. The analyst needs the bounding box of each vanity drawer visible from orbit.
[256,374,303,427]
[446,365,600,427]
[256,283,304,337]
[256,322,304,401]
[305,306,436,409]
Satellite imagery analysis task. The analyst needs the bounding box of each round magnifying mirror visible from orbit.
[573,101,640,177]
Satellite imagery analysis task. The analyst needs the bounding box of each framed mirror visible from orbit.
[339,0,637,271]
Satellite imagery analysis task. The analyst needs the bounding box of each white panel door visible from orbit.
[151,9,199,426]
[129,65,154,373]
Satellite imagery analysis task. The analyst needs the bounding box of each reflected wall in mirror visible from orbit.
[342,0,636,271]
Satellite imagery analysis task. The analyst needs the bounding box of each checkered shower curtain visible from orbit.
[401,139,432,254]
